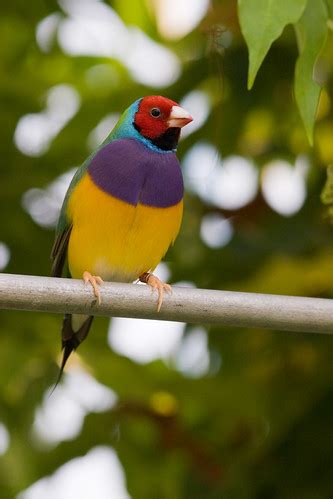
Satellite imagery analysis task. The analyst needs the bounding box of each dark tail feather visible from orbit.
[50,314,94,395]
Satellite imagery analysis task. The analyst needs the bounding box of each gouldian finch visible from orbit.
[51,95,192,379]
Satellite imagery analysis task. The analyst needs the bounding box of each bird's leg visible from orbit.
[83,271,104,305]
[139,272,172,312]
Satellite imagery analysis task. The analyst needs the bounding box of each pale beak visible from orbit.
[168,105,193,128]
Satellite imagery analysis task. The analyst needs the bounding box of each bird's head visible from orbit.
[114,95,193,152]
[134,96,193,151]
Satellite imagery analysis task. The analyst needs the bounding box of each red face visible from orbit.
[134,95,192,140]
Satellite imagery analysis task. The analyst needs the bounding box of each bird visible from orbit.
[51,95,193,383]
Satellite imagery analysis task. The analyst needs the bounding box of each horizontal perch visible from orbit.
[0,273,332,334]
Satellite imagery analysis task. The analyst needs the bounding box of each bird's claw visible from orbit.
[83,271,104,305]
[141,273,172,312]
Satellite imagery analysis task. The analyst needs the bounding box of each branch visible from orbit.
[0,273,332,334]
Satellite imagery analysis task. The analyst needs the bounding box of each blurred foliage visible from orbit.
[1,0,333,498]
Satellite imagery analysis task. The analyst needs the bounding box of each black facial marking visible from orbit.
[150,128,180,151]
[133,122,180,151]
[133,121,141,134]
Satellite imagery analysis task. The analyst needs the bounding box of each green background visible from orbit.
[0,0,333,497]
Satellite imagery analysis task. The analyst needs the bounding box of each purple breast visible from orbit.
[88,138,184,208]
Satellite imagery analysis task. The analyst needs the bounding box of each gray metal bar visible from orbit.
[0,273,332,334]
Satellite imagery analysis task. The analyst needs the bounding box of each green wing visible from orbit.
[50,157,92,277]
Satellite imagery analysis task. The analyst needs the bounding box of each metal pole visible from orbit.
[0,273,332,334]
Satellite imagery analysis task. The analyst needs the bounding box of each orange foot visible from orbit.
[139,272,172,312]
[83,271,104,305]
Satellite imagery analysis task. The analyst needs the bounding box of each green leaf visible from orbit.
[294,0,328,145]
[238,0,307,89]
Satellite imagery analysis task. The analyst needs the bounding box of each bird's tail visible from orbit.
[52,314,94,392]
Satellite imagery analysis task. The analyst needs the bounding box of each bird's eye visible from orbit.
[150,108,161,118]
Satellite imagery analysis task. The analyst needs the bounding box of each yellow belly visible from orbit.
[67,174,183,282]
